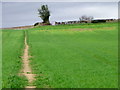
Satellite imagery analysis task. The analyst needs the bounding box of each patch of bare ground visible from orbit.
[2,25,34,30]
[37,27,116,32]
[72,27,116,31]
[72,28,94,31]
[20,36,36,88]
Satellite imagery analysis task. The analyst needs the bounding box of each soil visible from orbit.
[2,25,33,30]
[21,36,36,88]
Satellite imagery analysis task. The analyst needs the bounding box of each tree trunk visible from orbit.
[43,16,50,24]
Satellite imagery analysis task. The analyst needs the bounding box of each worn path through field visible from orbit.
[21,33,36,88]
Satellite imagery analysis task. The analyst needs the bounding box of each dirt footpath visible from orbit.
[21,36,36,88]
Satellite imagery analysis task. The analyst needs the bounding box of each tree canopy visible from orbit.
[38,5,50,24]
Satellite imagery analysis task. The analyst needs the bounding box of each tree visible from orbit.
[87,16,94,21]
[80,15,88,21]
[38,5,50,24]
[79,15,94,21]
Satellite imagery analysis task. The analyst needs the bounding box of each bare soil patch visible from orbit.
[73,28,94,31]
[72,27,116,31]
[20,36,36,88]
[2,25,34,30]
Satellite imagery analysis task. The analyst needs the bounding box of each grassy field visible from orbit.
[0,30,2,89]
[27,22,118,88]
[2,30,27,88]
[2,22,118,88]
[27,22,117,31]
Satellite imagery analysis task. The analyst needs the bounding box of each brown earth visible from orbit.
[1,25,34,30]
[20,36,36,88]
[72,27,116,31]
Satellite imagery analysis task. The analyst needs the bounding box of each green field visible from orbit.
[0,30,2,89]
[2,22,118,88]
[2,30,27,88]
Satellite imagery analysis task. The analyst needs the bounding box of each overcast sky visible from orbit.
[2,2,118,28]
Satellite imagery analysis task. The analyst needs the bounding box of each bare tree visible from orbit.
[87,16,94,21]
[79,15,88,21]
[79,15,94,21]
